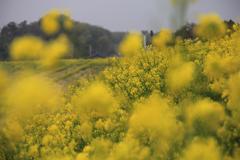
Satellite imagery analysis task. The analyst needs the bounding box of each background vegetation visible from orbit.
[0,20,126,59]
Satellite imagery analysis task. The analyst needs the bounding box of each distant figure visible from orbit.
[150,30,154,37]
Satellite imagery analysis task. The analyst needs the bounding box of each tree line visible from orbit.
[0,19,237,60]
[0,20,126,60]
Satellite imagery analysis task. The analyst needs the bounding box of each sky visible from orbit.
[0,0,239,32]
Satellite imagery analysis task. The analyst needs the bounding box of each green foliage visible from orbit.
[0,21,125,59]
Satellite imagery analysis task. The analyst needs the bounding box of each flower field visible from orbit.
[0,10,240,160]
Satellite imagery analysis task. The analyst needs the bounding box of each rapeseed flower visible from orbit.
[4,73,63,117]
[63,13,74,31]
[10,36,45,60]
[87,138,112,160]
[76,153,89,160]
[129,93,183,157]
[72,82,118,120]
[119,32,143,57]
[41,34,71,67]
[204,54,240,79]
[41,10,61,35]
[108,136,150,160]
[227,73,240,112]
[181,138,221,160]
[3,119,24,142]
[152,28,172,49]
[167,61,195,91]
[195,13,226,39]
[186,99,225,134]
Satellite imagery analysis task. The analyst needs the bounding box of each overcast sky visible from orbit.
[0,0,239,31]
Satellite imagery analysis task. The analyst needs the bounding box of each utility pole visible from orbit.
[89,45,92,57]
[141,30,148,48]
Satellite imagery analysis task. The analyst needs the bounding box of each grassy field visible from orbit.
[0,58,110,86]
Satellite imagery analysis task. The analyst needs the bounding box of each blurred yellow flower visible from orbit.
[63,14,74,31]
[204,54,240,79]
[186,99,225,133]
[72,82,118,120]
[152,28,172,49]
[42,135,53,146]
[227,73,240,111]
[41,34,71,67]
[28,145,39,157]
[4,73,63,116]
[167,61,195,91]
[181,138,221,160]
[108,136,150,160]
[3,119,24,142]
[9,34,71,67]
[41,10,60,35]
[87,138,112,160]
[129,93,183,157]
[10,36,45,60]
[79,122,92,140]
[119,32,143,57]
[76,153,89,160]
[195,13,226,39]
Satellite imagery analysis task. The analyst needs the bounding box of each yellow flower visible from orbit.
[204,54,240,79]
[167,61,195,91]
[88,138,112,160]
[10,36,45,60]
[227,73,240,111]
[63,14,73,31]
[209,78,226,94]
[28,145,39,157]
[9,34,71,66]
[108,136,150,160]
[41,10,60,35]
[41,34,71,67]
[47,125,59,134]
[42,135,53,146]
[119,32,143,57]
[181,138,221,160]
[186,99,225,133]
[3,119,24,142]
[4,73,63,116]
[129,93,183,156]
[76,153,89,160]
[152,28,172,49]
[44,155,73,160]
[79,122,92,140]
[195,13,226,39]
[72,82,118,120]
